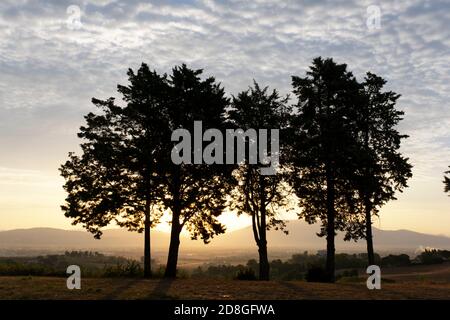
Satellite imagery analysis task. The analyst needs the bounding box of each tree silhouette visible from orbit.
[60,63,168,277]
[289,57,363,282]
[161,65,234,278]
[445,167,450,195]
[227,82,292,280]
[344,72,412,265]
[61,63,234,279]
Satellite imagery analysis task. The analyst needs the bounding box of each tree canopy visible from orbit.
[60,64,169,276]
[227,81,293,280]
[61,58,413,281]
[288,57,363,281]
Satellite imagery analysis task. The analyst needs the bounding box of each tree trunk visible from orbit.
[164,168,183,278]
[363,117,375,266]
[325,167,335,283]
[143,206,151,278]
[258,243,269,281]
[144,195,152,278]
[258,175,269,280]
[164,211,181,278]
[258,212,270,281]
[365,197,375,266]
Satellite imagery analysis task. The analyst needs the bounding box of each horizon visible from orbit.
[2,219,450,239]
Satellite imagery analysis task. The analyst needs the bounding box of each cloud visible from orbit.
[0,167,59,186]
[0,0,449,231]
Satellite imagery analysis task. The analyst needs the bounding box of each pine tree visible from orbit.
[345,72,412,265]
[227,82,292,280]
[60,63,168,277]
[289,57,362,282]
[161,65,234,278]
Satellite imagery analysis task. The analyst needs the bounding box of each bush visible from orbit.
[235,268,257,280]
[305,266,332,283]
[381,254,411,267]
[0,262,62,277]
[417,250,445,265]
[103,261,143,278]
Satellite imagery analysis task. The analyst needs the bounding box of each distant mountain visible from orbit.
[1,221,449,254]
[0,227,169,250]
[207,220,450,252]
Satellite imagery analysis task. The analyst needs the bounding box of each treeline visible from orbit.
[192,252,380,281]
[194,250,450,281]
[416,249,450,265]
[61,57,416,282]
[0,251,143,277]
[2,250,449,279]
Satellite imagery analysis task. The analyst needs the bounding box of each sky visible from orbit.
[0,0,449,236]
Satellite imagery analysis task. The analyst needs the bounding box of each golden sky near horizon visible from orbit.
[0,166,449,237]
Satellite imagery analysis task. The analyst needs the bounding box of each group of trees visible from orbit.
[0,252,142,277]
[191,252,381,281]
[60,57,413,282]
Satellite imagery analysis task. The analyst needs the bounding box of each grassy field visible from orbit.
[0,275,449,300]
[1,262,449,300]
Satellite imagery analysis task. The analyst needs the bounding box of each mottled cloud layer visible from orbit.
[0,0,449,233]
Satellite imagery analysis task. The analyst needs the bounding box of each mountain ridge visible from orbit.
[1,220,449,253]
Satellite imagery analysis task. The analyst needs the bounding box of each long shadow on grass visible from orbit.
[277,281,322,300]
[102,279,141,300]
[144,279,176,300]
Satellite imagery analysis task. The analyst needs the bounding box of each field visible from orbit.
[1,262,449,300]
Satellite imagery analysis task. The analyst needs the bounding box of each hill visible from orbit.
[1,221,449,255]
[205,220,450,253]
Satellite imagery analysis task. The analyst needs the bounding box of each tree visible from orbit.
[60,63,168,277]
[227,82,292,280]
[289,57,362,282]
[62,63,234,279]
[345,72,412,265]
[161,65,235,278]
[444,167,450,195]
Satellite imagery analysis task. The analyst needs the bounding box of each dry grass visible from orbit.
[0,276,449,300]
[1,262,449,300]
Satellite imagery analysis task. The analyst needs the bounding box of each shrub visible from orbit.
[235,268,257,280]
[103,261,143,278]
[381,254,411,267]
[417,250,445,265]
[305,266,331,282]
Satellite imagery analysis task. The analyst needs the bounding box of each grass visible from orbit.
[0,276,449,300]
[1,260,449,300]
